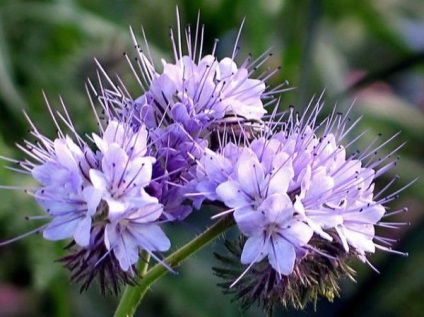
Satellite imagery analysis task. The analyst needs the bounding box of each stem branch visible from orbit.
[114,215,235,317]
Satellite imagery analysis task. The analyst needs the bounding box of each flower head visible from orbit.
[90,10,286,223]
[88,120,170,272]
[121,14,273,133]
[1,104,171,293]
[31,136,96,247]
[194,99,407,310]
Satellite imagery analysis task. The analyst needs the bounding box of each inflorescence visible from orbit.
[0,8,409,312]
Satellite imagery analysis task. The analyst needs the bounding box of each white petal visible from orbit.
[268,166,294,196]
[343,204,385,224]
[89,169,108,191]
[234,208,266,236]
[201,149,232,183]
[236,150,264,197]
[125,157,154,188]
[128,202,163,223]
[335,225,350,252]
[216,181,250,209]
[282,221,314,246]
[73,216,92,247]
[268,236,296,275]
[343,223,376,254]
[241,235,268,264]
[92,133,107,154]
[298,165,312,198]
[113,234,139,272]
[83,186,103,215]
[307,173,334,201]
[306,208,343,230]
[103,120,124,145]
[217,57,237,80]
[43,216,79,241]
[129,224,171,252]
[128,125,148,157]
[54,139,78,170]
[102,144,127,182]
[36,187,80,216]
[259,194,293,224]
[104,223,116,250]
[106,199,128,221]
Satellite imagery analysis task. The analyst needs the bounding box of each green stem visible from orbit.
[139,251,151,276]
[114,251,151,317]
[114,215,235,317]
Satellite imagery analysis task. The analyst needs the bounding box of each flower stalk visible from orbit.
[114,215,235,317]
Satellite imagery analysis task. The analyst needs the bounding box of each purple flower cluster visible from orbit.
[15,117,169,276]
[191,103,400,280]
[0,10,407,307]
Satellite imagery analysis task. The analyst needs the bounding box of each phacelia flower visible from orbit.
[120,13,277,132]
[0,9,410,314]
[30,136,96,247]
[193,99,408,310]
[2,107,99,249]
[90,10,287,222]
[88,120,170,272]
[0,103,171,294]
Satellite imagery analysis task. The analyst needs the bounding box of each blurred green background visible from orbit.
[0,0,423,316]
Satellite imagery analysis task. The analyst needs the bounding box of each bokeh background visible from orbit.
[0,0,423,316]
